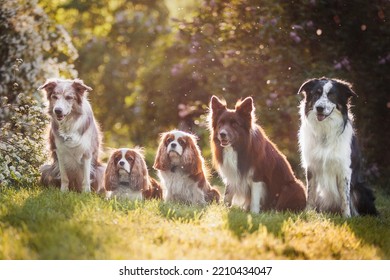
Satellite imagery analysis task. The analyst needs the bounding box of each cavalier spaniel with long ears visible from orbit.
[153,130,220,205]
[104,148,162,200]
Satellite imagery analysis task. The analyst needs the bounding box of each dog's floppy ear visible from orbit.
[104,151,118,192]
[72,79,92,95]
[182,135,203,176]
[38,79,57,98]
[153,133,170,171]
[235,96,254,119]
[130,151,150,192]
[297,78,318,97]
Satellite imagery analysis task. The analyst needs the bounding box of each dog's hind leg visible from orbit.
[276,181,306,212]
[92,164,106,193]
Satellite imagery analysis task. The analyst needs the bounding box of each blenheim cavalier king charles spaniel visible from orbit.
[104,148,162,200]
[153,130,220,205]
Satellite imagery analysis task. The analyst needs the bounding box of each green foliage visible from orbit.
[0,0,76,187]
[0,186,389,259]
[138,0,389,178]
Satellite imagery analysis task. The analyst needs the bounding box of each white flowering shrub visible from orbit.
[0,60,49,186]
[0,0,77,187]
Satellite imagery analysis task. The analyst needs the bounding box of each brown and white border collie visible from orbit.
[104,148,162,200]
[38,78,105,192]
[209,96,306,213]
[298,77,378,217]
[153,130,220,205]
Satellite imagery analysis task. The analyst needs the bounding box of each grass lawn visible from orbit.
[0,185,389,260]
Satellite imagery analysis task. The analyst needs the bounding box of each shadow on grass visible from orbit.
[225,188,390,259]
[332,187,390,259]
[157,201,205,223]
[226,207,294,239]
[1,187,104,259]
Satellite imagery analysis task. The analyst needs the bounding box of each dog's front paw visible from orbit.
[82,184,91,193]
[342,208,351,218]
[60,184,69,192]
[223,197,232,207]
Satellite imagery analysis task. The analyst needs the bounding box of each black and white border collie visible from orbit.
[298,77,378,217]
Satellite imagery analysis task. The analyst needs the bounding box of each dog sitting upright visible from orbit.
[39,78,105,192]
[104,148,163,200]
[298,77,378,217]
[209,96,306,213]
[153,130,220,205]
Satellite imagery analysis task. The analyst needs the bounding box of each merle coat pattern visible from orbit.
[298,77,378,217]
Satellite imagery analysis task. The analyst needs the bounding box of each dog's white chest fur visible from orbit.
[219,147,261,207]
[299,110,353,210]
[159,169,205,205]
[55,116,94,166]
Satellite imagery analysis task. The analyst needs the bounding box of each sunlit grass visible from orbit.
[0,186,388,260]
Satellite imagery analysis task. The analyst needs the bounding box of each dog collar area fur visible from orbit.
[170,165,185,173]
[118,181,140,191]
[60,135,73,142]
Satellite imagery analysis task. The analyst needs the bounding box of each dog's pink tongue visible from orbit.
[317,114,326,121]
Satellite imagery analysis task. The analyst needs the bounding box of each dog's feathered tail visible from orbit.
[350,136,378,216]
[351,182,378,216]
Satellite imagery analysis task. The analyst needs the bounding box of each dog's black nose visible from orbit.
[119,161,125,166]
[170,143,177,148]
[219,132,227,139]
[316,106,324,113]
[54,108,63,115]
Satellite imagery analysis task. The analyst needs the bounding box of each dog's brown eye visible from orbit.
[166,137,173,145]
[51,95,59,100]
[178,139,185,146]
[65,96,73,101]
[126,156,134,162]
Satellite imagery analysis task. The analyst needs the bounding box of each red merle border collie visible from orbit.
[298,77,378,217]
[38,78,105,193]
[209,96,306,213]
